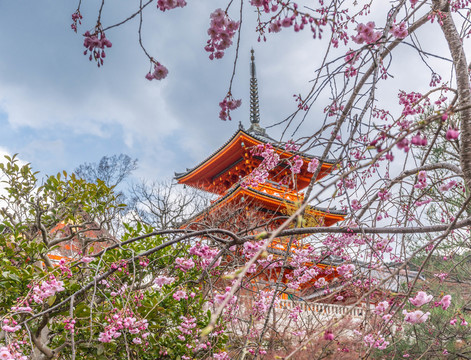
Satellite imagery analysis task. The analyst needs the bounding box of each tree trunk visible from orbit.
[435,0,471,191]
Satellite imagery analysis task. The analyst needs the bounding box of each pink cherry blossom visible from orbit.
[31,276,65,304]
[375,301,389,315]
[205,9,239,60]
[409,291,433,307]
[337,264,355,279]
[411,132,428,146]
[175,257,195,272]
[219,94,242,120]
[440,295,452,310]
[324,330,334,341]
[390,22,408,39]
[403,309,430,324]
[352,22,382,45]
[307,158,320,173]
[153,275,175,288]
[83,30,112,67]
[414,171,427,190]
[156,0,187,12]
[146,63,169,81]
[81,256,93,263]
[173,290,188,301]
[290,155,303,174]
[446,128,459,141]
[439,180,457,192]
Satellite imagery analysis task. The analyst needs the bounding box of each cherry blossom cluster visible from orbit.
[176,316,196,341]
[175,257,195,272]
[336,263,355,279]
[2,319,20,333]
[250,0,278,13]
[241,144,279,188]
[293,94,309,111]
[363,333,389,350]
[31,276,65,304]
[189,242,220,269]
[145,62,169,81]
[389,22,408,39]
[438,180,457,192]
[219,94,241,121]
[214,286,238,308]
[446,127,459,141]
[449,0,471,11]
[252,290,278,320]
[242,240,266,259]
[324,330,335,341]
[98,310,149,343]
[409,291,433,306]
[63,318,75,334]
[351,22,382,45]
[288,305,302,322]
[325,101,345,117]
[430,72,442,87]
[205,9,239,60]
[284,140,299,152]
[411,132,428,146]
[290,155,304,174]
[173,289,190,301]
[156,0,187,12]
[83,30,112,67]
[374,300,389,315]
[71,11,82,33]
[153,275,175,289]
[414,171,427,190]
[0,344,27,360]
[403,309,430,324]
[344,50,360,78]
[398,90,428,118]
[307,158,319,173]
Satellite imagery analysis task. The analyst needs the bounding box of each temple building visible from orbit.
[175,50,347,302]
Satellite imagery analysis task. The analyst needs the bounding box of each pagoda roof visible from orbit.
[182,183,346,228]
[175,129,338,194]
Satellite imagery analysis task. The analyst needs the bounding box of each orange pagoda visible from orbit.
[175,50,345,300]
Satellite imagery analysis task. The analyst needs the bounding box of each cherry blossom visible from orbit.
[439,295,452,310]
[156,0,187,12]
[83,30,112,67]
[390,22,408,39]
[439,180,457,192]
[446,127,460,141]
[403,309,431,324]
[374,301,389,315]
[351,22,381,45]
[409,291,433,307]
[307,158,320,173]
[145,62,169,81]
[324,330,335,341]
[219,94,242,121]
[205,9,239,60]
[31,276,65,304]
[153,275,175,288]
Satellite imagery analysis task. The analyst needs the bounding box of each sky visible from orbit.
[0,1,461,187]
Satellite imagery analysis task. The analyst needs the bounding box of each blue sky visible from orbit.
[0,1,458,185]
[0,0,322,183]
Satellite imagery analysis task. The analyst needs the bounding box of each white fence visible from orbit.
[275,299,366,318]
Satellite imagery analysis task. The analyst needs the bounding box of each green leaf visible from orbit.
[47,295,56,306]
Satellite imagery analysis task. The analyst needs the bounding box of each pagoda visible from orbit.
[175,50,345,300]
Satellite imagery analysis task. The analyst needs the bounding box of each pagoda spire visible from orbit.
[248,49,266,136]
